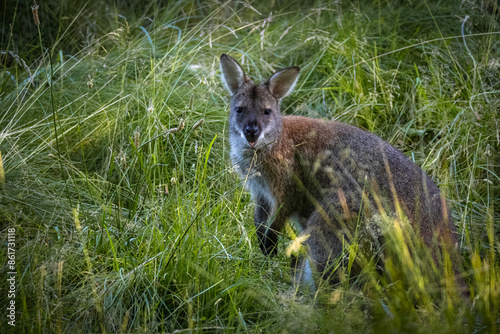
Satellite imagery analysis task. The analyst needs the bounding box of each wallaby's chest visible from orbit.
[232,149,278,203]
[231,139,301,217]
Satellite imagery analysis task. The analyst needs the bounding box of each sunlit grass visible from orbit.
[0,0,499,332]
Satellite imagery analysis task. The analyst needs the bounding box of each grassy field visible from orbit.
[1,0,499,332]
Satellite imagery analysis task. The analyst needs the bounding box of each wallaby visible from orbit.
[220,53,461,289]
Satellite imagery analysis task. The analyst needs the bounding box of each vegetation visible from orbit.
[1,0,498,332]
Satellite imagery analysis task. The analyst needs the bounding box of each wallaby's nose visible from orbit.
[244,124,259,145]
[245,125,259,137]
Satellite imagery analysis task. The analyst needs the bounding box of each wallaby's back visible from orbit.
[284,116,454,238]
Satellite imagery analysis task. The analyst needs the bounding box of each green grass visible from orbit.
[0,0,499,332]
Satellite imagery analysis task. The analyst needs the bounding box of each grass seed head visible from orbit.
[31,1,40,27]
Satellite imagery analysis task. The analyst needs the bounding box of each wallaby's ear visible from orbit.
[267,66,300,100]
[220,54,246,95]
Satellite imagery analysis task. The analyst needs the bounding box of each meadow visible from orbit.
[0,0,499,332]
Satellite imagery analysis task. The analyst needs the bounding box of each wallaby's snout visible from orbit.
[244,121,259,146]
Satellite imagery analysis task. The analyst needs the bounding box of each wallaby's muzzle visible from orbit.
[244,122,260,146]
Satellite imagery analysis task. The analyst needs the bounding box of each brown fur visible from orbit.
[220,54,461,288]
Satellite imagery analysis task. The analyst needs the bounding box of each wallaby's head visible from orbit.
[220,54,300,149]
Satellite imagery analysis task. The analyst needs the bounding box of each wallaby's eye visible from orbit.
[235,107,243,114]
[264,109,272,115]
